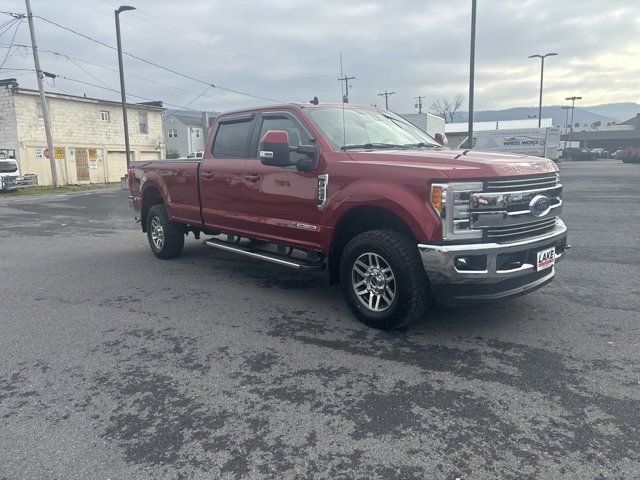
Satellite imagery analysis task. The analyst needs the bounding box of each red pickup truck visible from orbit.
[129,103,569,330]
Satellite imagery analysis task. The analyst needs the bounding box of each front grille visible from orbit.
[485,174,559,192]
[485,217,557,242]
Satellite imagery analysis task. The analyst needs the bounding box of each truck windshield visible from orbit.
[0,161,18,173]
[307,107,439,151]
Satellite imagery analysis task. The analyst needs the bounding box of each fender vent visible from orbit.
[317,174,329,209]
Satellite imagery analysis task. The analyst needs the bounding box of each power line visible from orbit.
[414,95,426,114]
[68,58,112,90]
[0,16,20,38]
[85,0,330,81]
[0,43,239,106]
[1,10,285,103]
[0,19,22,70]
[184,85,212,108]
[53,72,194,110]
[0,61,194,110]
[29,13,284,103]
[0,66,34,71]
[91,0,331,79]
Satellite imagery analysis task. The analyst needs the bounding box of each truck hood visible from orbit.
[345,148,558,179]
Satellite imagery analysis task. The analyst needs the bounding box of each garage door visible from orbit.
[106,150,133,183]
[140,151,161,161]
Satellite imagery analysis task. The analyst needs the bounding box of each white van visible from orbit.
[458,127,561,161]
[0,158,20,191]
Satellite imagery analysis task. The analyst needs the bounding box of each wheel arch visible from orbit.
[328,205,419,285]
[141,185,165,232]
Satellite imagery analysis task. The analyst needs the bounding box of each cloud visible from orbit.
[1,0,638,114]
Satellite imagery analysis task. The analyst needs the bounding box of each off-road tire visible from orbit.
[340,229,430,330]
[146,204,184,259]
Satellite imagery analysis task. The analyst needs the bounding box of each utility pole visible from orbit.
[25,0,57,187]
[337,53,355,103]
[377,90,396,110]
[414,96,426,114]
[115,5,136,168]
[566,95,582,148]
[528,52,558,127]
[467,0,477,149]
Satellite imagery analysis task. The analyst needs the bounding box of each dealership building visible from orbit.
[0,78,165,186]
[560,114,640,151]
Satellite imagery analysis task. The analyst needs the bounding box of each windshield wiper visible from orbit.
[340,143,406,151]
[403,142,438,149]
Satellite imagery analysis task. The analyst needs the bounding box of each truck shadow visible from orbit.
[136,239,541,332]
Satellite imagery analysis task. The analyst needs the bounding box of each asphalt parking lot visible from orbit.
[1,160,638,479]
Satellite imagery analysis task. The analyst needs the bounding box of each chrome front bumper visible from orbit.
[418,219,569,304]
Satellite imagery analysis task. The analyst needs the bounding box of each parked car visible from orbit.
[0,158,20,191]
[129,103,569,330]
[590,148,608,159]
[563,148,597,161]
[622,147,640,163]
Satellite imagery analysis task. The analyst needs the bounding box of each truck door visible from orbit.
[241,111,324,250]
[199,113,255,232]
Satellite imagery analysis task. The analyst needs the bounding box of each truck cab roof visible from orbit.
[215,102,380,118]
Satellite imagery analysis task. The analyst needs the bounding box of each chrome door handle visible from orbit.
[201,172,214,180]
[245,174,260,182]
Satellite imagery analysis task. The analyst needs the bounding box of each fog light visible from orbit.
[455,255,487,271]
[455,257,469,269]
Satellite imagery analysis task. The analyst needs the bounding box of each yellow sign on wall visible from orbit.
[54,147,65,160]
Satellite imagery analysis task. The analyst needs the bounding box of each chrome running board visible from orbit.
[204,238,324,271]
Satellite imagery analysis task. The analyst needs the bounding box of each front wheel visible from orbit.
[340,230,430,330]
[146,204,185,259]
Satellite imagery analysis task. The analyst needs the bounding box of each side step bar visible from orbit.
[204,238,324,271]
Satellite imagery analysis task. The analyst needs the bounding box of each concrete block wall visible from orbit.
[0,85,19,162]
[12,91,164,186]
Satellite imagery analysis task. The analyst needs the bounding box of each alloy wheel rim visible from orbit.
[150,216,164,249]
[351,252,396,312]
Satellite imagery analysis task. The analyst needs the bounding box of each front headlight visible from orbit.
[430,182,483,241]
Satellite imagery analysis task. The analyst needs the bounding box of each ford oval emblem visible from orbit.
[529,194,551,217]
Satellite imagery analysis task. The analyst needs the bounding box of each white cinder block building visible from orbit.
[0,78,165,186]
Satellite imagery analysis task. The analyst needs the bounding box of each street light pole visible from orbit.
[561,105,570,150]
[528,52,558,128]
[115,5,136,168]
[566,95,582,148]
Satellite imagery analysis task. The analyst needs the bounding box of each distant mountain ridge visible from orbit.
[579,103,640,122]
[452,102,640,127]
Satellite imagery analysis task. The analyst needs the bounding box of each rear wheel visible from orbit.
[340,229,430,330]
[146,204,184,259]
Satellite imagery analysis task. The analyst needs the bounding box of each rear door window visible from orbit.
[212,117,254,158]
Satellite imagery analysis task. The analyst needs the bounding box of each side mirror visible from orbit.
[259,130,291,167]
[434,132,448,146]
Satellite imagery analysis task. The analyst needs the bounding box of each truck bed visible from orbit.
[129,159,203,226]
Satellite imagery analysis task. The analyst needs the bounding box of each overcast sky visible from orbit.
[1,0,638,113]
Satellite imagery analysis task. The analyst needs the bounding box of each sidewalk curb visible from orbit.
[0,187,123,204]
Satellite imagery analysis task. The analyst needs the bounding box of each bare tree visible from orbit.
[430,95,465,123]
